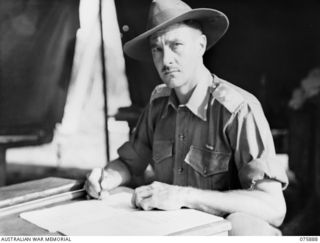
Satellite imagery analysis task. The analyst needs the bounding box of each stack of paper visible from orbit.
[20,187,224,235]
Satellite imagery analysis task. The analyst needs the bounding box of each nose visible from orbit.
[162,46,174,66]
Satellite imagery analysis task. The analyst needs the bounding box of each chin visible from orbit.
[163,77,183,88]
[166,81,180,89]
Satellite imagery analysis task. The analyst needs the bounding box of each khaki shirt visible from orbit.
[118,74,288,190]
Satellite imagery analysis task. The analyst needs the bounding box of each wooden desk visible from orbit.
[0,177,231,236]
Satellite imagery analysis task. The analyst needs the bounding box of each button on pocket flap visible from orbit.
[152,141,173,163]
[185,146,230,177]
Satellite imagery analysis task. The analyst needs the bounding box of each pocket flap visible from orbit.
[152,141,173,163]
[185,146,230,177]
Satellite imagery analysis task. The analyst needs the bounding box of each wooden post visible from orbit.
[0,147,6,186]
[99,0,110,162]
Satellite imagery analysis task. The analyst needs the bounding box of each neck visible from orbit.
[175,64,210,104]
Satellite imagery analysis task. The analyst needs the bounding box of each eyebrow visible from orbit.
[150,43,159,49]
[150,37,184,47]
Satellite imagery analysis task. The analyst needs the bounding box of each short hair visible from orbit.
[182,20,203,33]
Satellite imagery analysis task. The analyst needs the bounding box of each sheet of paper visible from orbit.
[20,187,223,235]
[20,187,135,233]
[61,209,223,235]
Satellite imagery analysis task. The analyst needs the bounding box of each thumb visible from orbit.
[99,190,110,200]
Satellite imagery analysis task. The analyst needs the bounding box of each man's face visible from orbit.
[150,23,205,89]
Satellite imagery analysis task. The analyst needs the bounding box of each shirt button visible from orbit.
[178,168,184,174]
[178,134,185,141]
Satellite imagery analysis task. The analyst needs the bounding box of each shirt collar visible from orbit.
[161,89,178,119]
[184,72,213,121]
[162,71,214,121]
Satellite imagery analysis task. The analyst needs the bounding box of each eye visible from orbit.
[151,46,162,54]
[172,42,183,50]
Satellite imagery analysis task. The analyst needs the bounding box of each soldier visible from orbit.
[86,0,288,235]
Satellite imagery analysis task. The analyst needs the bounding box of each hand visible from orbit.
[132,181,186,211]
[84,168,109,199]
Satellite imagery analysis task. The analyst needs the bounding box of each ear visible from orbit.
[198,34,207,56]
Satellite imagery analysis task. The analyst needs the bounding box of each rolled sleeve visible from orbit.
[228,102,288,190]
[117,106,153,176]
[238,158,289,190]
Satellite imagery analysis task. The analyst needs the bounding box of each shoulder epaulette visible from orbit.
[211,82,245,113]
[150,84,171,103]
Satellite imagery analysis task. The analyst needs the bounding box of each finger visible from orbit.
[99,190,110,200]
[133,188,153,208]
[131,192,137,208]
[86,168,101,181]
[84,181,93,198]
[135,184,155,198]
[84,181,93,200]
[139,197,155,211]
[134,185,152,194]
[86,183,101,199]
[86,169,104,196]
[86,181,101,194]
[135,188,153,199]
[134,195,153,209]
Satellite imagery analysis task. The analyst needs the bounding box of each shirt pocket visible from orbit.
[185,145,231,190]
[152,140,174,183]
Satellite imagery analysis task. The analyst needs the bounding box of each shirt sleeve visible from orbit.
[117,105,153,176]
[227,102,289,190]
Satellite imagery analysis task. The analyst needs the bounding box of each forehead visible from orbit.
[149,23,198,44]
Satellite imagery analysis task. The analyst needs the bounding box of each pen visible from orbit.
[98,168,105,200]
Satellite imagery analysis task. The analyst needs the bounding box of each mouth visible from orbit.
[163,70,179,75]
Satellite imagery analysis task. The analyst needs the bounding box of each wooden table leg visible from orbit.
[0,147,6,186]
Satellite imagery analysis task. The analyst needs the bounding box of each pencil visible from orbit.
[98,168,105,200]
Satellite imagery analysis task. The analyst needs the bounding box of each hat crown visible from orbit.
[147,0,192,29]
[124,0,229,61]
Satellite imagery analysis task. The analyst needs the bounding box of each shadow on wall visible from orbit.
[0,0,80,138]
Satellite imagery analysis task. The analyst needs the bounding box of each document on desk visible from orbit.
[20,187,224,235]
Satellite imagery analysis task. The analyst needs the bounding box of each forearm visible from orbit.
[102,158,132,191]
[182,182,286,226]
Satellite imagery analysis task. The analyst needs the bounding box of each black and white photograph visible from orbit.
[0,0,319,239]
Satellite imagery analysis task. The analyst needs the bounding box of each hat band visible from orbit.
[147,8,191,30]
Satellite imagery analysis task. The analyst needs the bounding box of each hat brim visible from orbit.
[123,8,229,61]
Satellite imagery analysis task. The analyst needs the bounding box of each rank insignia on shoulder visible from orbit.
[212,83,245,113]
[150,84,171,103]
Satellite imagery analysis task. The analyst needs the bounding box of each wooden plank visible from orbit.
[0,135,39,144]
[0,177,83,208]
[0,189,86,217]
[0,147,6,186]
[0,178,84,235]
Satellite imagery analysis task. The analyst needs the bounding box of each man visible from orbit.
[85,0,288,235]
